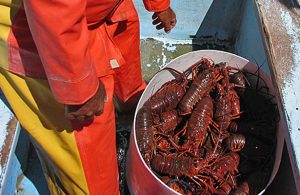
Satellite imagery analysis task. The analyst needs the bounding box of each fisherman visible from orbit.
[0,0,176,194]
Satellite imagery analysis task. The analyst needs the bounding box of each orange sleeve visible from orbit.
[143,0,170,12]
[23,0,99,105]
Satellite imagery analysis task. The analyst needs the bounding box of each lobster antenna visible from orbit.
[184,57,213,78]
[244,71,269,94]
[160,67,186,82]
[251,57,267,91]
[251,56,266,74]
[251,57,260,74]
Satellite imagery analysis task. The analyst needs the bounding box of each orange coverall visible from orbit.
[0,0,169,194]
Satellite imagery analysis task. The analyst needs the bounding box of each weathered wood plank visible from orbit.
[255,0,300,193]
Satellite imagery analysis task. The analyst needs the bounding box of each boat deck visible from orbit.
[0,0,299,194]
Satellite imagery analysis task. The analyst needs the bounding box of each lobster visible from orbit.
[222,67,243,118]
[150,153,217,177]
[225,134,246,152]
[210,152,240,178]
[150,152,240,194]
[150,136,223,191]
[143,59,206,114]
[143,79,187,114]
[153,110,182,134]
[198,134,215,158]
[230,71,248,96]
[178,58,223,115]
[214,83,233,133]
[161,177,193,195]
[135,106,156,166]
[228,121,238,133]
[231,182,249,195]
[230,88,242,117]
[183,96,219,156]
[151,132,222,177]
[207,152,240,194]
[214,72,242,134]
[156,136,174,154]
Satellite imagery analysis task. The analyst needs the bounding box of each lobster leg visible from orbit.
[155,132,191,153]
[190,176,211,192]
[210,120,219,130]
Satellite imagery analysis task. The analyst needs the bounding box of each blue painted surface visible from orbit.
[0,91,47,195]
[195,0,245,40]
[133,0,213,39]
[1,154,21,195]
[0,96,17,195]
[235,0,270,74]
[0,122,20,195]
[15,175,40,195]
[279,7,300,189]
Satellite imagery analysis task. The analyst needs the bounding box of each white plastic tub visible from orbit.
[126,50,284,195]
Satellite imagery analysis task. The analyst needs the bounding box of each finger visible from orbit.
[97,104,104,115]
[71,107,88,119]
[164,25,172,32]
[164,26,173,33]
[165,19,177,33]
[156,23,164,30]
[84,111,94,121]
[76,115,85,123]
[85,115,94,122]
[95,110,102,116]
[152,13,157,19]
[97,97,105,115]
[170,18,177,27]
[66,113,76,121]
[152,18,160,25]
[67,104,89,121]
[160,20,171,31]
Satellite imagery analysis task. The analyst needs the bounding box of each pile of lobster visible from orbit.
[135,58,278,195]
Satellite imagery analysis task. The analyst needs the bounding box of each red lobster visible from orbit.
[223,67,243,118]
[150,137,223,190]
[178,58,222,115]
[214,74,241,134]
[161,177,193,195]
[183,96,219,156]
[153,110,182,134]
[214,83,233,133]
[226,134,246,152]
[207,152,240,194]
[151,152,240,194]
[156,136,174,154]
[210,152,240,179]
[230,71,248,96]
[135,106,156,166]
[143,59,205,114]
[231,182,249,195]
[150,153,217,177]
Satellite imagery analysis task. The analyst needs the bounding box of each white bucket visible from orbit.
[126,50,284,195]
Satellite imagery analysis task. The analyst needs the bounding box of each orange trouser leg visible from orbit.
[0,68,119,195]
[72,75,119,195]
[107,7,146,110]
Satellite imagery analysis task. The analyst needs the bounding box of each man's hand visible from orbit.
[152,7,176,33]
[65,79,107,123]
